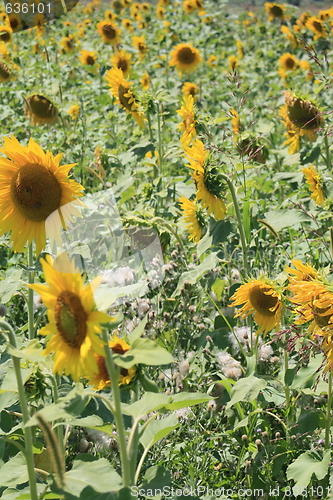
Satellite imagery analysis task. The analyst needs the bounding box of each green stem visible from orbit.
[157,102,163,176]
[325,371,332,449]
[48,374,65,456]
[101,329,131,488]
[283,333,291,414]
[221,173,248,277]
[324,135,331,170]
[0,320,38,500]
[128,385,139,484]
[28,244,35,340]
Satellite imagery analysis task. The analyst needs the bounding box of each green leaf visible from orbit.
[113,338,173,368]
[211,279,226,301]
[226,374,267,409]
[287,450,330,493]
[262,209,311,232]
[164,393,212,411]
[140,413,178,449]
[128,315,148,343]
[172,253,218,297]
[140,465,171,491]
[122,392,171,419]
[0,452,29,487]
[63,455,122,496]
[0,275,23,304]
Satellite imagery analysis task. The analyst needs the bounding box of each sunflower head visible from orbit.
[60,34,77,53]
[111,50,132,76]
[285,91,323,131]
[306,16,326,38]
[302,164,325,207]
[0,25,12,43]
[140,72,150,90]
[285,259,319,282]
[182,81,198,99]
[169,43,202,73]
[279,53,298,71]
[7,14,22,32]
[68,104,80,120]
[26,94,58,126]
[264,2,285,21]
[179,196,205,243]
[80,49,97,66]
[97,20,121,44]
[0,60,11,81]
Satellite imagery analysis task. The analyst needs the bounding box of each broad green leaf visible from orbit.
[290,356,324,390]
[0,452,29,487]
[226,374,267,409]
[122,392,171,419]
[173,253,218,297]
[287,450,330,493]
[0,270,23,304]
[140,413,178,450]
[7,340,45,363]
[128,314,148,343]
[164,393,212,410]
[113,338,173,368]
[211,279,226,301]
[262,209,311,232]
[140,465,171,491]
[63,455,122,496]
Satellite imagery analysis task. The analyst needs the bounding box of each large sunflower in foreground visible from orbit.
[26,94,58,126]
[302,164,325,206]
[28,254,112,381]
[185,139,227,220]
[179,196,205,243]
[105,66,145,126]
[0,136,84,254]
[88,335,137,390]
[229,278,283,336]
[169,43,202,73]
[177,95,196,147]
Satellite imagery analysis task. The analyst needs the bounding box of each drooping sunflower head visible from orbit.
[0,60,11,81]
[97,20,121,44]
[285,258,319,283]
[302,164,325,207]
[285,91,323,131]
[179,196,205,243]
[105,66,145,127]
[26,94,58,126]
[111,49,132,77]
[0,25,12,43]
[169,43,202,73]
[28,253,112,382]
[182,81,199,99]
[264,2,285,21]
[80,49,97,66]
[88,335,137,390]
[0,136,84,254]
[229,277,283,336]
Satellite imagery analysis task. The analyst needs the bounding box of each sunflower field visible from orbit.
[1,0,333,498]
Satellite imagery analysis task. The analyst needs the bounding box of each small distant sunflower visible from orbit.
[281,25,298,49]
[88,335,137,390]
[0,25,12,43]
[80,49,97,66]
[111,49,132,76]
[302,165,325,207]
[60,34,77,53]
[230,108,240,136]
[105,66,145,126]
[177,95,196,147]
[229,278,283,336]
[68,104,80,120]
[140,72,150,90]
[207,54,217,67]
[298,60,313,81]
[192,0,204,8]
[264,2,285,21]
[156,5,165,19]
[104,9,117,21]
[7,14,22,32]
[0,61,11,81]
[28,254,112,382]
[306,16,326,39]
[183,0,194,13]
[132,35,147,59]
[122,18,133,31]
[159,0,170,5]
[228,55,238,71]
[185,139,227,220]
[26,94,58,126]
[0,135,84,254]
[236,39,243,59]
[97,20,121,44]
[112,0,124,12]
[169,43,202,73]
[182,81,198,99]
[179,196,205,243]
[279,53,298,72]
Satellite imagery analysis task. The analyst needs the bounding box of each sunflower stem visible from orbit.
[221,173,248,277]
[157,101,163,176]
[129,383,139,484]
[0,320,38,500]
[283,332,291,414]
[101,329,131,489]
[324,135,331,170]
[325,371,332,449]
[28,244,35,340]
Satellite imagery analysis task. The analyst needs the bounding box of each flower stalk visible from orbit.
[325,371,332,449]
[28,244,35,340]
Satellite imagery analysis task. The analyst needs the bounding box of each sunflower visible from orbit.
[228,55,238,71]
[207,54,217,67]
[298,60,313,81]
[87,335,136,390]
[68,104,80,120]
[60,34,77,53]
[280,25,298,49]
[192,0,204,8]
[7,13,22,32]
[0,25,12,43]
[111,49,132,77]
[140,72,150,90]
[132,35,147,59]
[264,2,285,21]
[279,53,298,72]
[105,66,145,126]
[183,0,194,13]
[285,258,319,283]
[229,278,283,336]
[0,61,11,81]
[169,43,202,73]
[156,5,165,19]
[230,108,240,136]
[177,95,196,147]
[236,39,243,59]
[26,94,58,126]
[0,136,84,255]
[80,49,97,66]
[302,165,325,207]
[122,18,133,31]
[104,9,117,21]
[179,196,205,243]
[112,0,123,11]
[182,81,198,99]
[28,253,112,382]
[97,20,121,44]
[185,139,227,220]
[306,16,326,39]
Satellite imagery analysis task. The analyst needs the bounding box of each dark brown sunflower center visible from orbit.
[249,285,278,317]
[117,58,128,73]
[0,62,11,80]
[287,98,321,130]
[0,30,11,42]
[66,39,74,49]
[54,290,88,347]
[188,86,196,96]
[11,163,62,222]
[86,55,95,65]
[178,47,195,65]
[285,57,296,69]
[313,21,323,32]
[103,24,116,39]
[10,18,18,29]
[271,5,283,17]
[118,84,133,111]
[138,42,146,53]
[28,95,57,120]
[313,303,332,327]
